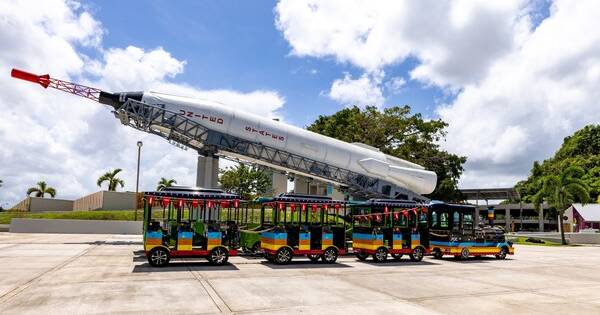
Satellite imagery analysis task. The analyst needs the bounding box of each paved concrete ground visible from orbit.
[1,233,599,315]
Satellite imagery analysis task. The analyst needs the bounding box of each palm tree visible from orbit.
[533,165,590,245]
[27,181,56,198]
[157,177,177,191]
[97,168,125,191]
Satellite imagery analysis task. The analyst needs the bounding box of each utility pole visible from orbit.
[135,141,143,221]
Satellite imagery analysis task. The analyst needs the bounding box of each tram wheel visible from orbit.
[496,247,508,260]
[409,247,424,262]
[372,247,388,263]
[307,254,321,262]
[275,247,293,265]
[432,248,443,259]
[355,252,369,261]
[321,247,338,264]
[391,253,403,261]
[208,247,229,266]
[460,247,470,260]
[148,247,170,267]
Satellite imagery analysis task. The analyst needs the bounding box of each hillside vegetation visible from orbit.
[516,125,600,202]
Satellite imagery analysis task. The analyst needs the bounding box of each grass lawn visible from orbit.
[510,236,566,246]
[0,210,142,224]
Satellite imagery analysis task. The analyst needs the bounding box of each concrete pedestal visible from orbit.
[270,172,288,196]
[196,153,219,189]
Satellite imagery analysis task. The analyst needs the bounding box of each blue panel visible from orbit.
[146,231,162,239]
[178,231,193,239]
[261,232,287,240]
[322,233,333,240]
[207,232,222,239]
[299,232,310,240]
[352,233,372,240]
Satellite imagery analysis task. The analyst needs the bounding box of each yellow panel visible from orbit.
[177,244,192,251]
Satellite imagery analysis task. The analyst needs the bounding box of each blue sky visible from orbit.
[7,0,600,206]
[86,0,446,127]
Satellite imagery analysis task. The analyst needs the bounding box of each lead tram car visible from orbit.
[428,203,514,259]
[259,194,349,264]
[142,187,242,267]
[351,199,430,263]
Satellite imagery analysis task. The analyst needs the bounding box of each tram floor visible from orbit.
[1,233,599,315]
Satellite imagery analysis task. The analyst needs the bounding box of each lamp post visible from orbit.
[134,141,143,221]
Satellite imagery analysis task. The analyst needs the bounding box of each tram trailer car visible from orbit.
[351,199,430,263]
[143,187,242,267]
[259,194,349,264]
[428,203,514,259]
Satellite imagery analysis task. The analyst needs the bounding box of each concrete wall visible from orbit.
[10,198,30,211]
[73,191,137,211]
[73,191,104,210]
[10,218,142,234]
[11,197,74,212]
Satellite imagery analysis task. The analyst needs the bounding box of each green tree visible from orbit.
[97,168,125,191]
[26,181,56,198]
[157,177,177,191]
[307,105,466,200]
[517,125,600,202]
[533,166,589,245]
[219,164,270,200]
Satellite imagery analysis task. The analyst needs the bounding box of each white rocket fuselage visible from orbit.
[142,92,437,195]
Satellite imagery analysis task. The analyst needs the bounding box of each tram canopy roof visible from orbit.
[350,198,424,208]
[429,203,476,212]
[144,190,240,200]
[259,193,343,205]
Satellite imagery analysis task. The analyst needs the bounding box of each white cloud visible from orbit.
[0,0,284,206]
[385,77,406,94]
[276,0,600,189]
[328,72,384,107]
[276,0,529,89]
[438,0,600,188]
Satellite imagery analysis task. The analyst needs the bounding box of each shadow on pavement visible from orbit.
[358,259,438,266]
[132,261,239,272]
[63,240,142,246]
[260,260,352,269]
[435,256,498,263]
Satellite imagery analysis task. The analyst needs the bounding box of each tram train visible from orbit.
[141,188,513,267]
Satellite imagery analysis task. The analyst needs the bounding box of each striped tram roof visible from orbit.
[143,190,240,200]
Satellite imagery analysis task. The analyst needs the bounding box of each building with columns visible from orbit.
[460,188,557,232]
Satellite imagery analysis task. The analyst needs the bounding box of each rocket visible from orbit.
[11,68,437,195]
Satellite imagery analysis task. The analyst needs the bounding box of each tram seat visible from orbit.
[286,225,299,248]
[192,222,207,247]
[148,220,161,232]
[331,226,345,249]
[310,226,323,248]
[194,222,205,235]
[179,221,191,232]
[382,227,393,248]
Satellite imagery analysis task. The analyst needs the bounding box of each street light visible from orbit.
[134,141,143,221]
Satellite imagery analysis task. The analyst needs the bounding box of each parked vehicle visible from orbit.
[259,194,349,264]
[428,202,514,259]
[142,188,241,267]
[351,199,430,262]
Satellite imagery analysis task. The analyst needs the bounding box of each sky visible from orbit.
[2,0,600,206]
